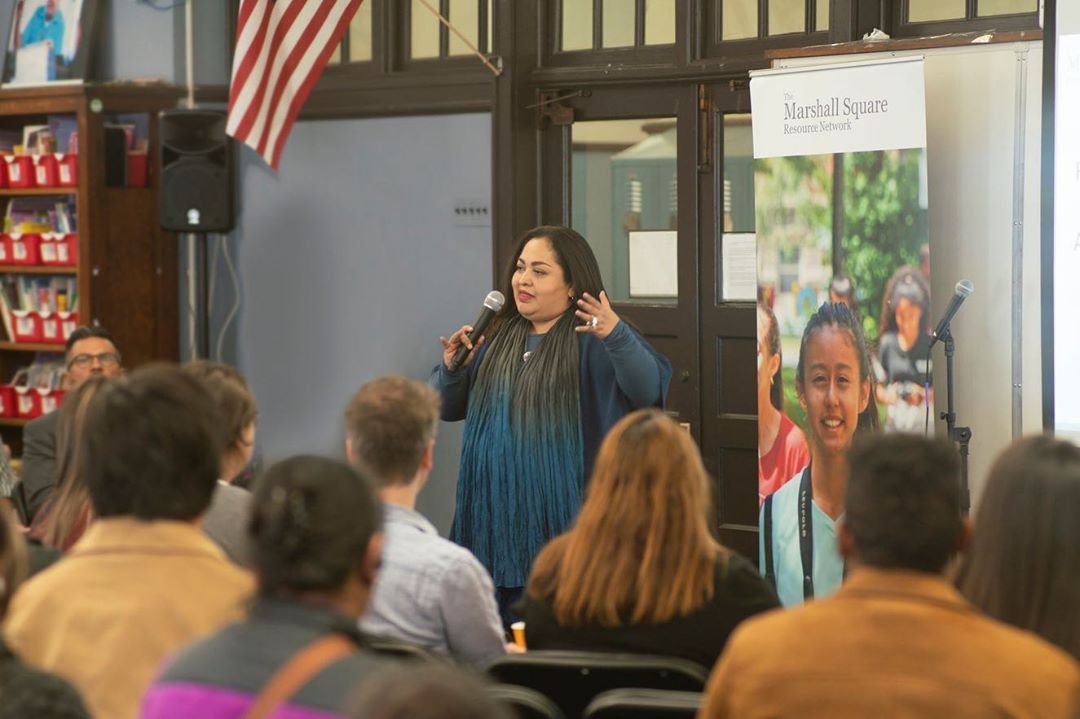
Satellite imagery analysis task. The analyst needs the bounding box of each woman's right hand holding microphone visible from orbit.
[440,324,485,371]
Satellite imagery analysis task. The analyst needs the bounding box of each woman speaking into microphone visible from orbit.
[433,225,672,617]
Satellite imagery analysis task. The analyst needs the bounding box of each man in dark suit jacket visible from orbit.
[19,326,123,521]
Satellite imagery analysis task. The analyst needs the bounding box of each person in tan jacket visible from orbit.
[4,365,253,719]
[700,433,1080,719]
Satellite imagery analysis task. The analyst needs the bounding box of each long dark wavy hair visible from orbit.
[955,436,1080,661]
[484,225,607,426]
[758,302,784,412]
[454,225,608,586]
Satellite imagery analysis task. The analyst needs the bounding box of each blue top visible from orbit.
[360,504,505,669]
[759,470,844,607]
[432,320,672,586]
[21,6,65,80]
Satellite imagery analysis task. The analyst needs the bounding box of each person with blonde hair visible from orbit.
[520,409,777,668]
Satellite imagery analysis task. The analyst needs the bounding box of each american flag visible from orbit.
[227,0,365,169]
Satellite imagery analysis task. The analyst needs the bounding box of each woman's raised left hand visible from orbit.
[575,291,620,340]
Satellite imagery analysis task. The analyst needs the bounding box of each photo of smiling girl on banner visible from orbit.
[750,57,931,606]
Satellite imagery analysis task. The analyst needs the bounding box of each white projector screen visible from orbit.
[1051,0,1080,434]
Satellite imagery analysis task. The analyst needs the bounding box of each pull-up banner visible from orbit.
[750,56,931,608]
[751,56,927,158]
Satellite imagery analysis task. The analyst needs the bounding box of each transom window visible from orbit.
[559,0,676,52]
[906,0,1037,22]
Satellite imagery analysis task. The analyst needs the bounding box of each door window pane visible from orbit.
[719,114,756,303]
[449,0,480,56]
[644,0,676,45]
[602,0,636,48]
[768,0,805,35]
[572,118,678,305]
[562,0,594,51]
[348,0,373,62]
[411,0,440,58]
[816,0,829,31]
[977,0,1037,15]
[487,0,494,52]
[908,0,964,21]
[723,0,757,40]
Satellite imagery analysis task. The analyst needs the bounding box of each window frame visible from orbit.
[890,0,1039,38]
[700,0,832,61]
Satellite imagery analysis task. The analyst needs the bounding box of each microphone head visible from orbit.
[956,280,974,297]
[483,290,506,312]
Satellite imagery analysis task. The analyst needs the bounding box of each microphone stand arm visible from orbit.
[939,327,972,515]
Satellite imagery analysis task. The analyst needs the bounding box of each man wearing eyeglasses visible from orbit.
[17,326,123,522]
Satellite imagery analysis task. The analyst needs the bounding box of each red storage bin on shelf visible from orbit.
[33,155,58,187]
[57,153,77,187]
[14,386,41,420]
[39,233,77,266]
[0,235,12,265]
[0,385,14,418]
[58,311,79,342]
[39,388,64,415]
[127,152,147,188]
[10,310,42,343]
[0,157,7,189]
[8,234,41,266]
[40,312,62,345]
[3,155,34,188]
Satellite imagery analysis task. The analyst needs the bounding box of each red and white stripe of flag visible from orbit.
[227,0,364,169]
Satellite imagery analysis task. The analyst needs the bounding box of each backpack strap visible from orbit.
[242,634,355,719]
[763,493,776,589]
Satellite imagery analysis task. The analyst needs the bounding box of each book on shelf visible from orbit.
[46,116,78,154]
[4,197,76,234]
[20,125,54,155]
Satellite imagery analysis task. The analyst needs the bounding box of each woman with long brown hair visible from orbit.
[519,409,777,668]
[27,376,109,551]
[955,435,1080,662]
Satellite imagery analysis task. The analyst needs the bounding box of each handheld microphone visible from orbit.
[929,280,974,348]
[448,290,505,372]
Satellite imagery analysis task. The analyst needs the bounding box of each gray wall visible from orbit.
[226,114,493,533]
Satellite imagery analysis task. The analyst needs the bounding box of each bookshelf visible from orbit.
[0,84,182,455]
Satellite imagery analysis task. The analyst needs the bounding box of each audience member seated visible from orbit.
[0,452,20,513]
[0,506,89,719]
[142,455,392,718]
[4,365,254,719]
[699,434,1080,718]
[347,375,507,669]
[955,435,1080,662]
[182,360,258,565]
[349,665,509,719]
[26,377,109,552]
[17,326,125,522]
[520,409,778,669]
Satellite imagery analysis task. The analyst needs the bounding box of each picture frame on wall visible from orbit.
[2,0,98,86]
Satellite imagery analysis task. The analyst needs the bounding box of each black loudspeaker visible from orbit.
[160,110,235,232]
